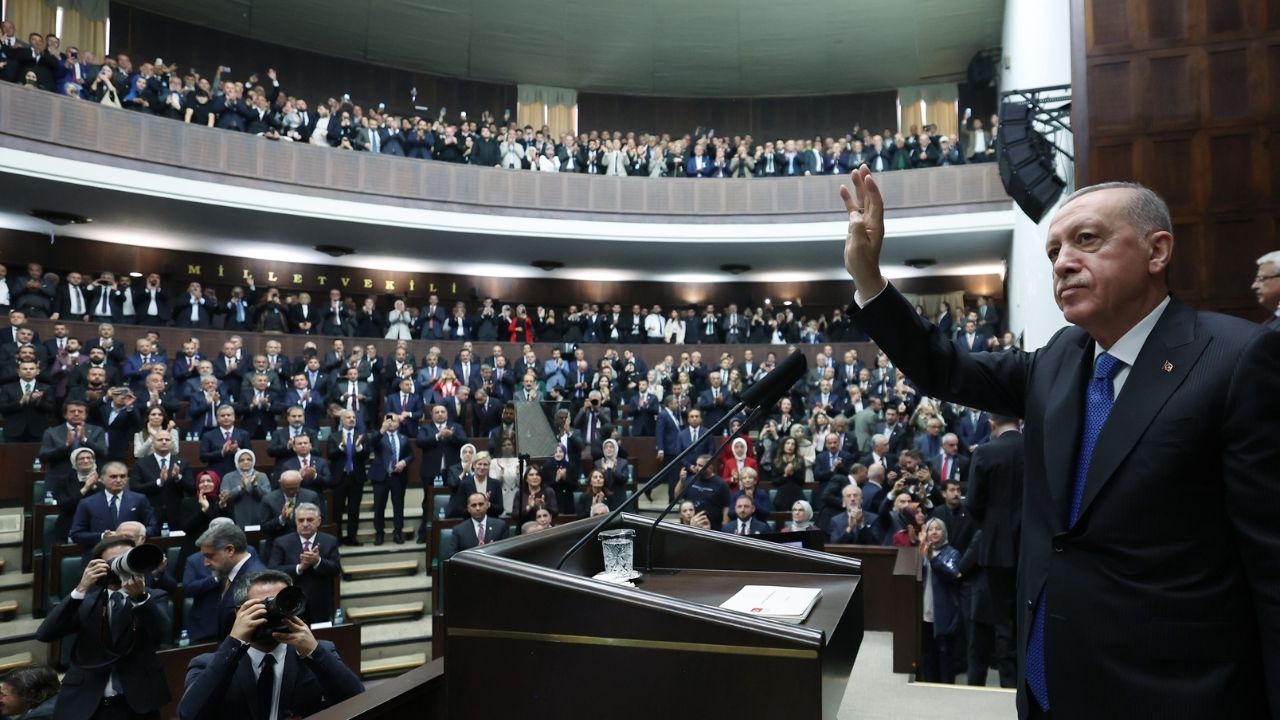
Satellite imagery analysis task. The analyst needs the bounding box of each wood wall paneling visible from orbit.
[1073,0,1280,318]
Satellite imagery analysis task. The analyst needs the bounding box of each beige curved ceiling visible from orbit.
[116,0,1003,97]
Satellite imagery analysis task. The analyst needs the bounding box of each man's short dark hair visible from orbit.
[942,479,962,492]
[232,569,294,607]
[91,535,135,560]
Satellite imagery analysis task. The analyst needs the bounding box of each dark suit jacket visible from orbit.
[266,426,320,459]
[721,517,772,535]
[674,426,715,469]
[213,554,267,640]
[93,402,141,462]
[273,454,332,492]
[35,587,172,718]
[178,636,364,720]
[129,453,194,529]
[967,429,1024,569]
[928,452,969,486]
[69,489,157,548]
[850,282,1280,718]
[181,552,223,641]
[38,423,108,479]
[416,420,467,483]
[267,532,341,623]
[0,380,53,439]
[447,516,509,557]
[199,427,253,479]
[259,489,325,540]
[368,431,412,484]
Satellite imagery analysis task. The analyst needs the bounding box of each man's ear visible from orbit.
[1147,230,1174,277]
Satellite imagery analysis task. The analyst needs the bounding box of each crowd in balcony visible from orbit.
[0,22,1001,178]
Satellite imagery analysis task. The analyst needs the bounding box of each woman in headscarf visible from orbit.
[542,443,576,512]
[177,469,227,568]
[919,517,963,684]
[52,447,99,542]
[594,438,631,497]
[446,443,477,490]
[224,449,270,527]
[720,436,759,492]
[783,499,819,532]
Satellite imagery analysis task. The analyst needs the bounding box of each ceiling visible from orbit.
[0,173,1010,284]
[117,0,1004,97]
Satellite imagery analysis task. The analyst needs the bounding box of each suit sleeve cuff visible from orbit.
[852,279,890,309]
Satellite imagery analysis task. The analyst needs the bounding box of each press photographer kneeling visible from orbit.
[34,536,171,720]
[177,569,364,720]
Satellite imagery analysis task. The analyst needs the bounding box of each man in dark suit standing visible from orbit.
[35,536,171,719]
[39,400,108,477]
[369,414,412,545]
[447,493,509,558]
[841,167,1280,718]
[0,360,53,441]
[69,461,156,554]
[696,372,734,428]
[272,434,331,493]
[177,569,364,720]
[91,386,142,462]
[655,395,683,464]
[966,414,1024,688]
[417,404,467,542]
[128,429,192,531]
[327,409,371,545]
[192,523,266,641]
[199,405,251,479]
[954,319,988,353]
[267,503,341,623]
[928,433,969,488]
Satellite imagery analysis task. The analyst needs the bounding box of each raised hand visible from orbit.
[838,165,887,296]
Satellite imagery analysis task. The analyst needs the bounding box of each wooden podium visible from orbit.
[445,513,864,719]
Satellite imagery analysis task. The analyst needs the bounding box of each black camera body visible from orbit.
[253,586,307,642]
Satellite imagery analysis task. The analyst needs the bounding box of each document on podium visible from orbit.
[719,585,822,623]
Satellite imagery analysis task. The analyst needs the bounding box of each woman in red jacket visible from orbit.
[507,304,536,343]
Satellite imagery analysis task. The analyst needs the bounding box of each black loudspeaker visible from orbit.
[997,103,1065,223]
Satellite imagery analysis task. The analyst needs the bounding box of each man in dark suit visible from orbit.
[966,415,1024,688]
[722,495,771,535]
[128,429,192,531]
[416,404,466,488]
[237,373,282,440]
[954,319,989,354]
[133,273,171,326]
[370,415,412,544]
[38,399,108,477]
[627,379,659,436]
[200,405,252,479]
[50,270,90,321]
[814,432,857,488]
[327,409,371,545]
[384,375,424,434]
[673,408,714,478]
[0,360,53,441]
[696,373,734,428]
[35,536,171,719]
[928,433,970,487]
[259,470,325,544]
[418,296,446,340]
[272,434,331,493]
[89,386,141,462]
[283,374,325,430]
[69,461,157,555]
[447,492,509,558]
[211,342,245,399]
[267,405,320,459]
[177,569,364,720]
[655,395,683,463]
[327,365,371,431]
[267,503,341,623]
[193,523,267,641]
[842,169,1280,718]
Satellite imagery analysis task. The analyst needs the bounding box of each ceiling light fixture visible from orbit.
[531,260,564,272]
[904,258,937,269]
[314,244,356,257]
[720,263,751,275]
[30,209,91,225]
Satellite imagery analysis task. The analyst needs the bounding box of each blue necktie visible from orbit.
[1026,351,1123,711]
[345,431,355,473]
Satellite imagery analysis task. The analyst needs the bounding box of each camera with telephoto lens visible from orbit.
[254,586,307,642]
[101,543,164,587]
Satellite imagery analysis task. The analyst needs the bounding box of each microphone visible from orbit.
[738,350,808,408]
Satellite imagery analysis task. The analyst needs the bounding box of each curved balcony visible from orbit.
[0,82,1009,226]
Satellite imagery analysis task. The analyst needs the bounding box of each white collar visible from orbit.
[1095,295,1171,366]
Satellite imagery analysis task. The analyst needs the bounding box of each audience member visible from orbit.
[447,492,509,558]
[177,569,364,719]
[0,664,60,720]
[193,522,266,641]
[267,502,340,624]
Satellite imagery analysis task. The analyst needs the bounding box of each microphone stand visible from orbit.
[552,399,753,572]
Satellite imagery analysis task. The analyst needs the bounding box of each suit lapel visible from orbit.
[1043,332,1090,532]
[1076,300,1207,523]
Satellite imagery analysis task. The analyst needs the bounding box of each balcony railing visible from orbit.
[0,82,1009,223]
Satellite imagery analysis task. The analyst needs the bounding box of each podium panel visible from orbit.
[446,514,863,719]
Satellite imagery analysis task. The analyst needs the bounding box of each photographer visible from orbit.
[178,570,364,720]
[35,536,171,719]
